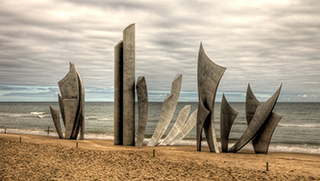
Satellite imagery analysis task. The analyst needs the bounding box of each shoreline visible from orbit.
[1,133,319,155]
[1,129,319,154]
[1,133,320,180]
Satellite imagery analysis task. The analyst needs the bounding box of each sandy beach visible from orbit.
[0,133,319,180]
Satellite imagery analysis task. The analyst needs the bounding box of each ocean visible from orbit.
[0,102,319,154]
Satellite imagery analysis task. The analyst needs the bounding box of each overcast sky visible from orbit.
[0,0,319,102]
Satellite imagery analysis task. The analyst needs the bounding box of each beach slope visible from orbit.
[0,134,319,180]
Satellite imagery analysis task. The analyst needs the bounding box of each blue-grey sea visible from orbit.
[0,102,319,154]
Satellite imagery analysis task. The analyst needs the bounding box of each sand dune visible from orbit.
[1,134,319,180]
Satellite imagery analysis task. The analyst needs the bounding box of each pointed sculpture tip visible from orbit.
[277,84,283,94]
[137,76,145,85]
[276,83,283,93]
[198,42,227,72]
[69,62,75,71]
[199,42,204,51]
[247,83,252,92]
[174,74,182,81]
[198,42,206,57]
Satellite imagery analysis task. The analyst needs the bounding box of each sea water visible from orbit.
[0,102,319,154]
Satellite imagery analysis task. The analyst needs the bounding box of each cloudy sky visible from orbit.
[0,0,319,102]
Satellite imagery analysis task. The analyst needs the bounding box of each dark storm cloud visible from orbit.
[0,0,319,102]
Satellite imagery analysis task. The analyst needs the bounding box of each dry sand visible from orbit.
[0,133,319,180]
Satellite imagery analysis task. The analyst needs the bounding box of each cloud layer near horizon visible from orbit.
[0,0,319,102]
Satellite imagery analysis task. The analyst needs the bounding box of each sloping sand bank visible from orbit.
[1,134,319,180]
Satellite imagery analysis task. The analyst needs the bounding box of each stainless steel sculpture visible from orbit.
[58,94,66,127]
[220,94,238,153]
[197,43,226,153]
[168,109,198,146]
[147,74,182,146]
[246,84,283,154]
[114,40,123,145]
[147,94,173,146]
[252,113,282,154]
[49,106,63,139]
[136,76,148,147]
[114,24,135,146]
[159,105,191,146]
[49,62,85,140]
[229,84,282,153]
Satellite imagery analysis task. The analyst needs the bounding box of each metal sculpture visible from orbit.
[159,105,191,146]
[147,74,182,146]
[49,62,85,140]
[220,94,238,152]
[246,84,283,154]
[197,43,226,152]
[168,109,198,146]
[114,24,135,146]
[49,106,63,139]
[229,84,282,153]
[136,76,148,147]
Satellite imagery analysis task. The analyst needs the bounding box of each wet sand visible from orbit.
[1,133,319,180]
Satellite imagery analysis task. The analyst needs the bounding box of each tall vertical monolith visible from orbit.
[114,40,123,145]
[122,24,135,146]
[114,24,135,146]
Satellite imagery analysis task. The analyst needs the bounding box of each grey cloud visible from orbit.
[0,0,319,102]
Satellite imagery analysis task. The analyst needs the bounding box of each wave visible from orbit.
[278,123,320,128]
[87,116,98,120]
[0,112,50,119]
[0,112,30,117]
[30,112,50,119]
[268,144,320,154]
[30,112,46,115]
[99,118,112,121]
[84,133,114,140]
[163,139,320,154]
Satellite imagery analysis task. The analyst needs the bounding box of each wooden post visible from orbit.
[4,128,6,134]
[153,149,155,157]
[266,162,269,171]
[76,142,78,148]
